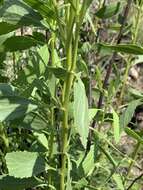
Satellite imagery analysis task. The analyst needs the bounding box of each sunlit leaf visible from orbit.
[74,77,89,148]
[112,107,120,143]
[5,151,45,178]
[113,174,124,190]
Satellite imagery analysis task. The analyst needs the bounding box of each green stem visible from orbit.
[48,26,56,188]
[60,3,80,190]
[48,108,55,188]
[124,142,140,186]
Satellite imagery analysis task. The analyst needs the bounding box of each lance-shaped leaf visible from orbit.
[97,43,143,55]
[0,175,45,190]
[112,107,120,143]
[120,99,142,129]
[0,36,42,53]
[74,77,89,148]
[95,2,121,19]
[5,151,45,178]
[125,127,143,144]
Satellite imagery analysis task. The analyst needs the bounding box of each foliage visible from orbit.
[0,0,143,190]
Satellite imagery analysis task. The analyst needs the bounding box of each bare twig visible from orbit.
[126,172,143,190]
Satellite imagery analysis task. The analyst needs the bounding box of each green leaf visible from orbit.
[74,77,89,148]
[112,108,120,143]
[95,2,121,19]
[0,32,14,46]
[97,43,143,55]
[88,108,98,123]
[0,0,43,27]
[79,0,94,24]
[113,174,124,190]
[80,145,95,176]
[0,22,18,35]
[0,0,3,6]
[0,83,18,96]
[18,113,47,131]
[23,0,60,22]
[47,67,67,80]
[34,132,48,149]
[0,36,41,52]
[37,45,49,74]
[129,87,143,98]
[0,96,37,122]
[125,127,143,144]
[18,46,49,84]
[0,175,45,190]
[5,151,45,178]
[120,99,141,129]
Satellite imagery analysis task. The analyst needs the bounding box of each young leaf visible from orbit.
[120,99,141,129]
[112,108,120,143]
[74,77,89,148]
[95,2,121,19]
[0,175,45,190]
[5,151,45,178]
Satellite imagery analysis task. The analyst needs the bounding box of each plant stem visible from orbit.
[48,25,56,188]
[60,7,80,190]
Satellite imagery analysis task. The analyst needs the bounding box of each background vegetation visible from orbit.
[0,0,143,189]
